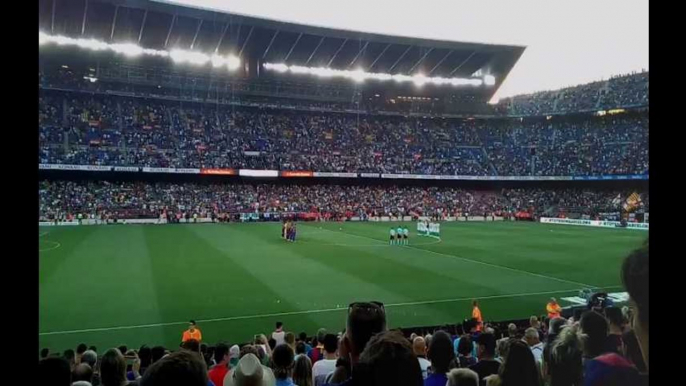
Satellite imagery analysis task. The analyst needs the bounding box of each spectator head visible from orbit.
[188,320,197,332]
[117,345,127,355]
[140,350,208,386]
[524,328,540,346]
[476,333,496,359]
[580,311,608,358]
[605,307,625,330]
[354,330,422,386]
[412,336,427,357]
[549,318,567,336]
[457,335,473,356]
[424,334,432,348]
[40,347,50,359]
[182,339,200,354]
[39,357,71,386]
[472,300,478,307]
[622,243,649,369]
[151,346,166,363]
[427,330,455,374]
[89,346,97,352]
[100,348,127,386]
[548,325,583,386]
[316,328,328,343]
[214,343,230,364]
[81,350,98,368]
[298,332,308,342]
[229,344,241,368]
[295,342,306,355]
[63,349,76,367]
[224,353,275,386]
[529,316,540,329]
[285,332,296,347]
[500,340,541,386]
[507,323,517,337]
[77,343,88,356]
[268,338,276,351]
[239,345,259,359]
[324,333,339,355]
[271,344,295,380]
[292,355,313,386]
[275,321,283,331]
[345,301,387,362]
[139,345,152,368]
[446,368,479,386]
[72,363,93,383]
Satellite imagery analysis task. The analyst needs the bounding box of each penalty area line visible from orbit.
[39,287,622,336]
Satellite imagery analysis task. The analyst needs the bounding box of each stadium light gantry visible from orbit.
[39,31,240,71]
[263,62,493,87]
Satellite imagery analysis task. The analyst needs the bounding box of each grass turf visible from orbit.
[39,221,646,352]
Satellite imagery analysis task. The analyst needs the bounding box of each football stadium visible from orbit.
[38,1,649,385]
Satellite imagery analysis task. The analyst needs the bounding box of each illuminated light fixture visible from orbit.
[413,73,427,87]
[39,31,240,71]
[83,76,98,83]
[226,55,241,70]
[263,62,491,87]
[170,49,210,65]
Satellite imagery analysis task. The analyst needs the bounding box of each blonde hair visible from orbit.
[447,368,479,386]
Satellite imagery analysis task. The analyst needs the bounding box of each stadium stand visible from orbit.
[498,72,649,116]
[38,86,648,176]
[39,181,647,223]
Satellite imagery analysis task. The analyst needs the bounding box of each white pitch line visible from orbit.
[308,225,596,289]
[39,241,62,252]
[39,287,622,336]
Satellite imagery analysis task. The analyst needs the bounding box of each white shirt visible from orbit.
[390,229,396,236]
[417,357,431,379]
[272,330,285,346]
[312,358,337,386]
[530,342,544,364]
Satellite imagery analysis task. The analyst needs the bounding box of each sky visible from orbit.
[158,0,649,100]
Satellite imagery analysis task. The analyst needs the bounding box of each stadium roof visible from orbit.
[39,0,525,97]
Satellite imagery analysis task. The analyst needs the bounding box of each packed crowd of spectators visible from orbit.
[39,242,649,386]
[38,180,647,221]
[39,90,648,176]
[499,71,648,116]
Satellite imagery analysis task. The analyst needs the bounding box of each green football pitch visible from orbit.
[39,221,646,352]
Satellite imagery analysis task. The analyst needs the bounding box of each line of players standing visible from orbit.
[390,226,409,245]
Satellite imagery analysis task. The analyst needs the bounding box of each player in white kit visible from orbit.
[389,227,396,245]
